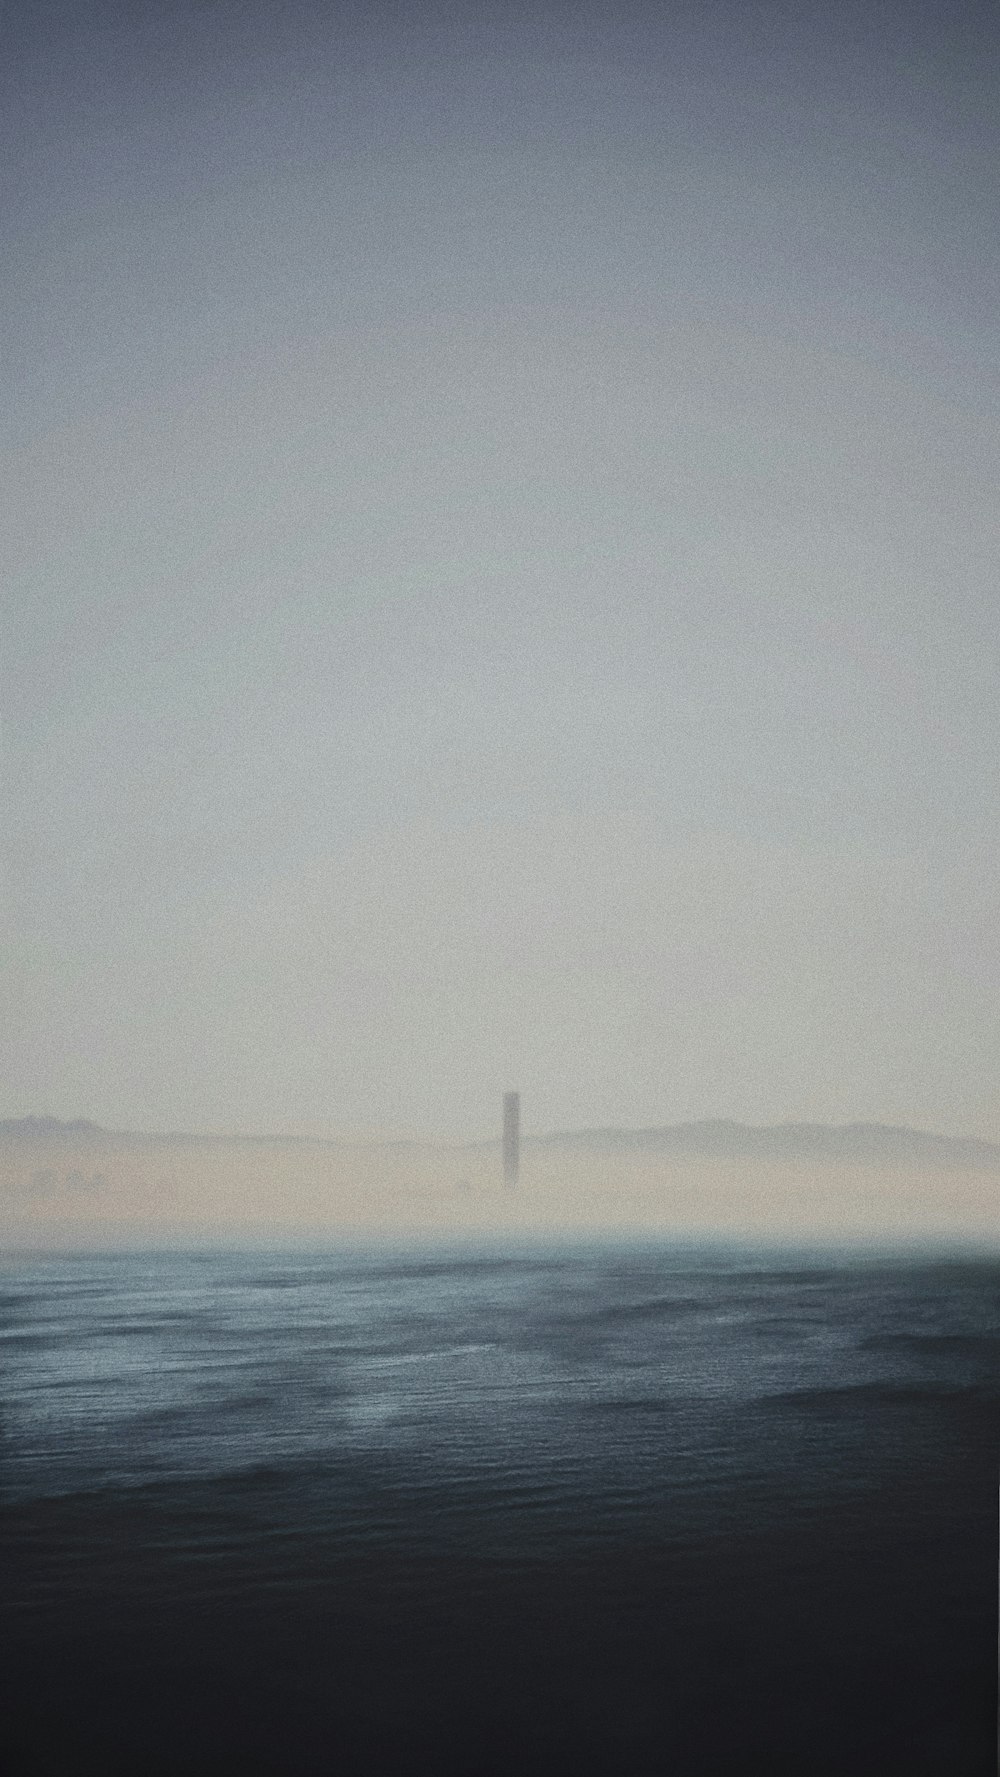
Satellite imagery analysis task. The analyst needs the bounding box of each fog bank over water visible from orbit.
[2,1118,996,1250]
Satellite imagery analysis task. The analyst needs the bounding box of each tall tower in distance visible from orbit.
[502,1091,520,1187]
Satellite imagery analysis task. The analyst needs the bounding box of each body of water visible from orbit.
[2,1241,997,1773]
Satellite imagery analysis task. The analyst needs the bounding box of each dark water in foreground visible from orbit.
[1,1242,997,1775]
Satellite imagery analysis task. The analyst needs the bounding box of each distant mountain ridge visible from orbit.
[2,1116,105,1139]
[532,1120,1000,1170]
[2,1115,999,1171]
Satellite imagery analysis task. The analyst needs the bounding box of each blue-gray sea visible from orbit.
[2,1242,997,1774]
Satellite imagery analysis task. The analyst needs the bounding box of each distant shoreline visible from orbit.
[2,1114,999,1171]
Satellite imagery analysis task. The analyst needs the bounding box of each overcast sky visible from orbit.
[3,0,998,1141]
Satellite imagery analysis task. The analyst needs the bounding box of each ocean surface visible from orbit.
[1,1241,997,1774]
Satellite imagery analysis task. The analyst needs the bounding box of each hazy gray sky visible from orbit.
[4,0,998,1141]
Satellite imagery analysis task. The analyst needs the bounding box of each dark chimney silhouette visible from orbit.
[503,1091,520,1187]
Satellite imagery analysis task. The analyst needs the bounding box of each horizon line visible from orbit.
[3,1112,1000,1155]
